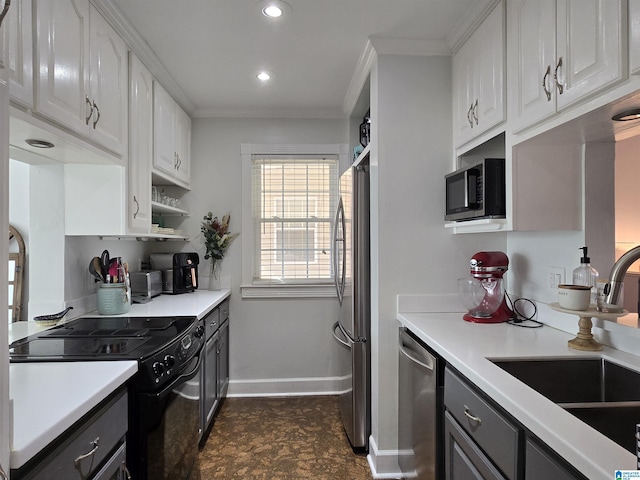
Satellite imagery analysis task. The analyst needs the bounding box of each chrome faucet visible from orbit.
[598,245,640,313]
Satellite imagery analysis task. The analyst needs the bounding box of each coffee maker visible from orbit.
[458,251,514,323]
[149,253,199,294]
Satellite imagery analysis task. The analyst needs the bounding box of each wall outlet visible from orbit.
[546,267,565,290]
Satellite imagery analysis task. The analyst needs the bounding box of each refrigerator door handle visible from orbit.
[332,321,351,348]
[333,198,345,304]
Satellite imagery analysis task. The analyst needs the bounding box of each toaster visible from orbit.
[130,270,163,300]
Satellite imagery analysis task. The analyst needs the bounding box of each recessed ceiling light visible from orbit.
[25,139,55,148]
[612,108,640,122]
[257,71,272,82]
[260,0,291,19]
[263,5,282,17]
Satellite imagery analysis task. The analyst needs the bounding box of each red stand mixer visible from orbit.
[458,251,514,323]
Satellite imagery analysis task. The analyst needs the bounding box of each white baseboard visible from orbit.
[227,375,350,397]
[367,435,402,479]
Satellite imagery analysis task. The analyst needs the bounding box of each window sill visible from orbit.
[240,283,337,299]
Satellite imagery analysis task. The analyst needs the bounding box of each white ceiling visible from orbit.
[103,0,486,119]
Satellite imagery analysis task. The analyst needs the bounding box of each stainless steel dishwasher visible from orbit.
[398,327,443,480]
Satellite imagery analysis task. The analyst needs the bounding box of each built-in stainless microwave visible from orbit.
[444,158,506,221]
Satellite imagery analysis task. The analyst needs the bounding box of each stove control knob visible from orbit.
[164,355,176,369]
[194,325,205,338]
[153,361,165,377]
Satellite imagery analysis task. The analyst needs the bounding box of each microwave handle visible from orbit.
[465,170,479,208]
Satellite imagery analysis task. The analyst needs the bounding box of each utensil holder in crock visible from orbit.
[97,283,131,315]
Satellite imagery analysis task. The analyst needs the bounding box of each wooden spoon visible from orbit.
[89,257,104,282]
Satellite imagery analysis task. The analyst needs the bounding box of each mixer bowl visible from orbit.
[458,277,504,318]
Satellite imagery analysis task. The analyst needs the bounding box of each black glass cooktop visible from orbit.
[9,316,196,361]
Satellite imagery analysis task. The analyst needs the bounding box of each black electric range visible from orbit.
[9,315,205,391]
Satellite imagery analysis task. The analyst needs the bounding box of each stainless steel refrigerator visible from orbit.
[331,155,370,451]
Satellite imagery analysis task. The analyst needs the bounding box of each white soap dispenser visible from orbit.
[572,246,599,306]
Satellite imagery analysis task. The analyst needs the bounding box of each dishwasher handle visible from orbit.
[399,333,435,372]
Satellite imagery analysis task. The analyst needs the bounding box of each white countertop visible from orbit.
[10,361,137,469]
[398,312,639,479]
[8,289,231,344]
[112,289,231,319]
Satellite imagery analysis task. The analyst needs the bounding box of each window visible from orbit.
[241,144,348,298]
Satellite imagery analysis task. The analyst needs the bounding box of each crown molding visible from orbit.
[446,0,501,54]
[341,36,452,117]
[90,0,196,114]
[191,105,346,119]
[342,40,377,117]
[369,37,451,56]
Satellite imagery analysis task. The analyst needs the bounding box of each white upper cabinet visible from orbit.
[127,53,153,234]
[153,80,191,188]
[509,0,627,132]
[174,104,191,185]
[453,1,505,148]
[453,39,476,145]
[88,7,128,155]
[630,0,640,75]
[0,0,33,107]
[34,0,127,156]
[555,0,627,108]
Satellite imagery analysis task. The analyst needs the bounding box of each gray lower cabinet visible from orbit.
[200,298,230,445]
[443,366,586,480]
[444,368,518,480]
[201,307,221,440]
[217,318,229,399]
[525,437,582,480]
[444,411,507,480]
[13,389,129,480]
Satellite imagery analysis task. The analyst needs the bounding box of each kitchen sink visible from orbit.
[564,404,640,453]
[491,357,640,454]
[492,357,640,403]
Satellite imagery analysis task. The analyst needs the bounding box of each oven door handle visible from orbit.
[152,349,204,400]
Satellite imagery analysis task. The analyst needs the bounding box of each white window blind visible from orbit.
[251,155,338,283]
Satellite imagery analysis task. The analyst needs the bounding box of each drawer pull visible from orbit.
[74,437,100,466]
[463,405,482,425]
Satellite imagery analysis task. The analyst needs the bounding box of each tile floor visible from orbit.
[193,396,373,479]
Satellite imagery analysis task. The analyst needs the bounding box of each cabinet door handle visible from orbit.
[92,101,100,128]
[176,153,181,170]
[85,96,94,125]
[0,462,8,480]
[74,437,100,466]
[554,56,564,95]
[472,99,478,125]
[0,0,11,29]
[542,65,552,101]
[174,152,178,169]
[133,195,140,218]
[466,103,474,128]
[463,405,482,425]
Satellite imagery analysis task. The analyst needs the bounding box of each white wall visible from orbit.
[9,160,148,320]
[9,161,30,319]
[369,53,505,466]
[616,135,640,263]
[188,117,351,395]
